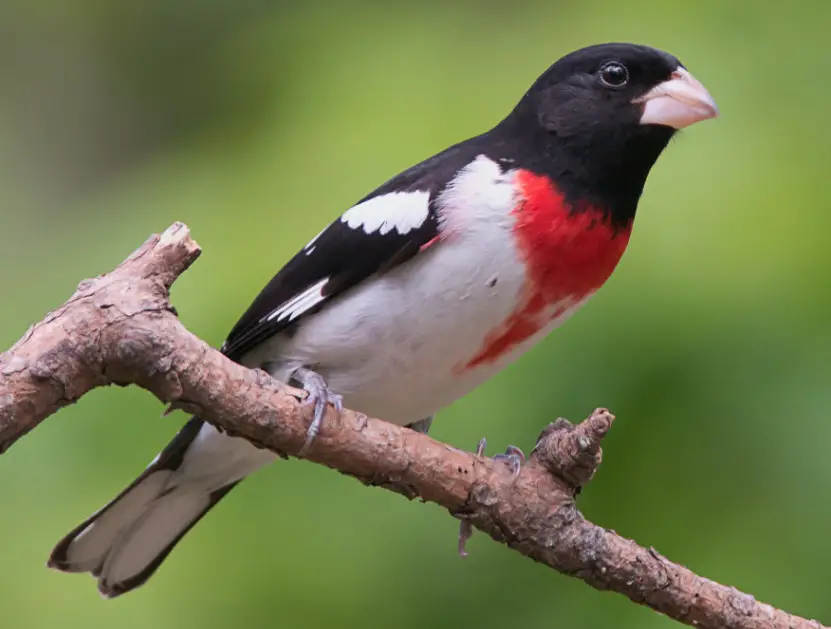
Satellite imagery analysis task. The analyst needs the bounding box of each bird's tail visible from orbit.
[48,418,272,598]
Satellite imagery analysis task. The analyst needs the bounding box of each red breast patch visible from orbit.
[461,169,632,370]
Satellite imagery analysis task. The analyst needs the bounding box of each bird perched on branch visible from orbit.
[48,42,718,597]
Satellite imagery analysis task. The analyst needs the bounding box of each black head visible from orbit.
[499,43,718,226]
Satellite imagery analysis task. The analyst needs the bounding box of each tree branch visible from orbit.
[0,223,823,629]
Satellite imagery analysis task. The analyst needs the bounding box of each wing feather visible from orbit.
[221,136,489,362]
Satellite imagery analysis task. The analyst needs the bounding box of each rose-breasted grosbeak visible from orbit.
[48,42,718,597]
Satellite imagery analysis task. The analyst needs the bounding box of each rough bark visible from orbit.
[0,223,823,629]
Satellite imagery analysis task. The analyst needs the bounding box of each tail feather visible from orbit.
[48,417,267,598]
[49,470,174,574]
[95,482,238,598]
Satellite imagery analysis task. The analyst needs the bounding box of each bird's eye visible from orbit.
[599,62,629,88]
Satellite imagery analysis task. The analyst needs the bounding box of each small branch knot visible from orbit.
[531,408,615,489]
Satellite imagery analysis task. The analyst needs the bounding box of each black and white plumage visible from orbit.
[222,187,443,361]
[47,43,718,597]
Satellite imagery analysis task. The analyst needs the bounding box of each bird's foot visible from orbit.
[458,438,526,557]
[492,444,526,477]
[472,437,526,477]
[293,367,343,456]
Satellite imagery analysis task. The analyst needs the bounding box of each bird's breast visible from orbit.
[511,169,632,303]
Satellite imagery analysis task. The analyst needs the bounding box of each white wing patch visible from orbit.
[341,191,430,235]
[265,278,329,323]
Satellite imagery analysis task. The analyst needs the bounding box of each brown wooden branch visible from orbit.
[0,223,823,629]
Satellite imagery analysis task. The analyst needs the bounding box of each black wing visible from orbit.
[220,136,486,362]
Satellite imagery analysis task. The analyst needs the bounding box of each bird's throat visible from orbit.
[512,169,632,301]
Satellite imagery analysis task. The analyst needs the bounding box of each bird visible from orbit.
[47,42,718,597]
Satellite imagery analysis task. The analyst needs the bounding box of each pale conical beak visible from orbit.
[636,68,719,129]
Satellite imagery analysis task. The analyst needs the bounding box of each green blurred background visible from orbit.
[1,1,829,627]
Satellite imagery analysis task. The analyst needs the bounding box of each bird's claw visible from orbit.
[473,438,525,477]
[294,368,343,456]
[492,444,526,478]
[458,438,526,557]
